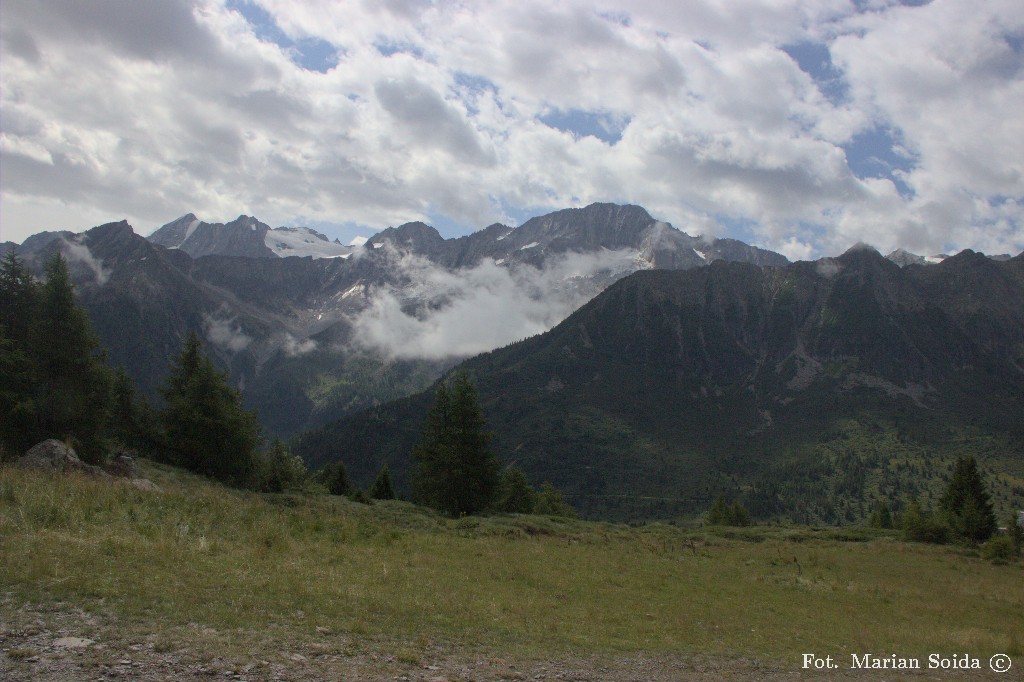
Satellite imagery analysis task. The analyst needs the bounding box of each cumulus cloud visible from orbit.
[203,312,252,352]
[281,333,317,357]
[350,248,638,360]
[815,258,841,279]
[0,0,1020,260]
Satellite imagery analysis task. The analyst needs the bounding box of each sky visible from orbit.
[1,0,1022,260]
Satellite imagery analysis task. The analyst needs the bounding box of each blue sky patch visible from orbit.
[782,41,847,105]
[842,126,915,196]
[375,41,425,59]
[538,109,630,144]
[227,0,339,73]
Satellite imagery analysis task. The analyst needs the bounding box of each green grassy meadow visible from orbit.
[1,461,1021,670]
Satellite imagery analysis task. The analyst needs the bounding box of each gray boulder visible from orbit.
[18,439,110,478]
[105,451,140,478]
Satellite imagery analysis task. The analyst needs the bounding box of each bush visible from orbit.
[497,466,537,514]
[534,482,576,518]
[901,500,950,544]
[981,535,1019,564]
[261,439,308,493]
[705,494,751,527]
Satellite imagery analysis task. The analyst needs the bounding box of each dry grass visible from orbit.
[1,461,1022,665]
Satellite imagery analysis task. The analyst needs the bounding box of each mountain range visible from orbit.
[8,202,1021,523]
[295,246,1024,522]
[6,203,791,438]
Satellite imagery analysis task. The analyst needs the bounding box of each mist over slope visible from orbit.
[296,247,1024,522]
[12,203,788,437]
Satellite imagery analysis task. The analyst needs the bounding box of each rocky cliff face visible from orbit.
[149,215,277,259]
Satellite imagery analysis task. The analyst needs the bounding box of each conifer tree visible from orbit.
[319,461,353,496]
[31,255,114,463]
[705,493,733,525]
[0,251,39,347]
[869,501,894,529]
[262,438,307,492]
[161,332,261,486]
[498,466,537,514]
[0,251,41,457]
[412,371,500,516]
[369,463,396,500]
[939,456,996,543]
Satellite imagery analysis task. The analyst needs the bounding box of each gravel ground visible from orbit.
[0,602,1005,681]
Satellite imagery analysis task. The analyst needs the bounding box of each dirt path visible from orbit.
[0,603,1004,681]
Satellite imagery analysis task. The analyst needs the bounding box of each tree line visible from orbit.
[1,251,575,516]
[0,251,293,491]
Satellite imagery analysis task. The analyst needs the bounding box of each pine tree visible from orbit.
[161,332,261,486]
[0,252,40,457]
[869,501,894,529]
[498,466,537,514]
[0,251,39,347]
[262,438,307,492]
[369,463,396,500]
[318,461,353,496]
[939,457,997,543]
[31,255,114,463]
[705,493,733,525]
[412,371,500,516]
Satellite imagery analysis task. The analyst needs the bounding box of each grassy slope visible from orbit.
[1,462,1022,670]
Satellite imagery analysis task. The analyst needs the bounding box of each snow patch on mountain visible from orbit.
[184,219,201,243]
[265,227,354,259]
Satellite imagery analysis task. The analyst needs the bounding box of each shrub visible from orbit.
[534,482,576,518]
[980,535,1018,564]
[901,500,950,544]
[705,494,751,527]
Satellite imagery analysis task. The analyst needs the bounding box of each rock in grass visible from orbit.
[18,439,110,478]
[53,637,94,649]
[105,451,140,478]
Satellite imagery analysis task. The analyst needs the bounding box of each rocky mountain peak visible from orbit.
[366,221,445,254]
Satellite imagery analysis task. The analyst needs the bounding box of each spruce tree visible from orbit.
[161,332,261,486]
[412,371,500,516]
[939,457,997,543]
[0,251,39,347]
[0,251,40,456]
[31,255,114,463]
[319,461,353,496]
[705,493,733,525]
[262,438,307,492]
[498,466,537,514]
[869,502,894,529]
[369,463,396,500]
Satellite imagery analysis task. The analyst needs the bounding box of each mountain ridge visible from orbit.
[295,247,1024,522]
[11,202,795,439]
